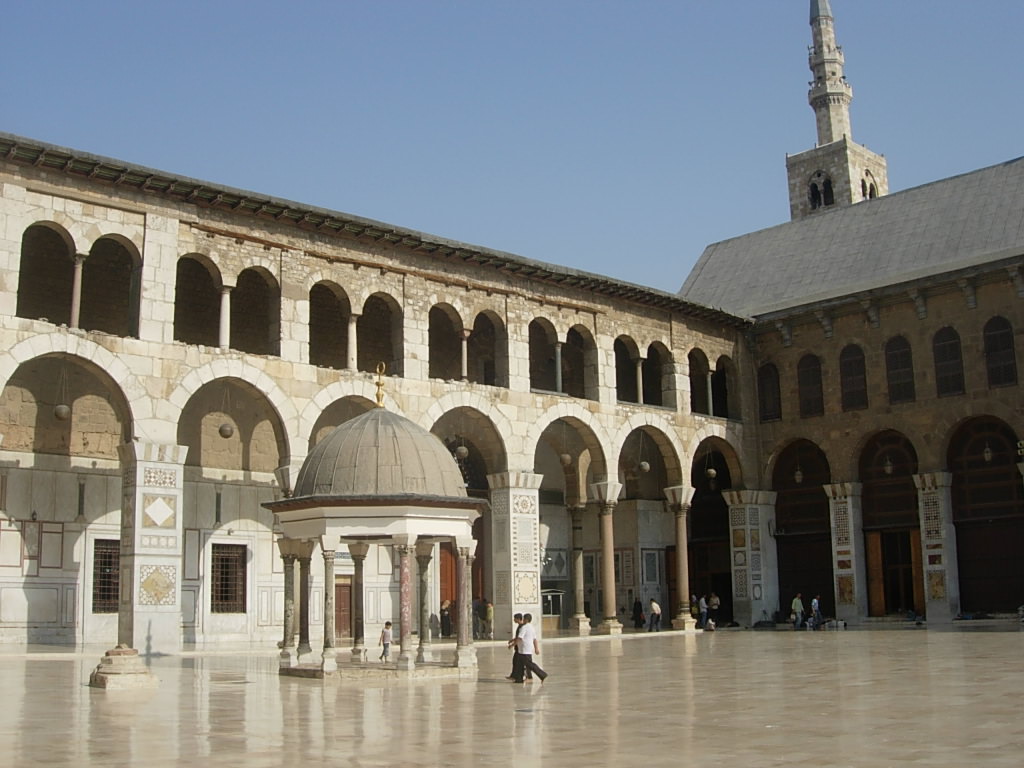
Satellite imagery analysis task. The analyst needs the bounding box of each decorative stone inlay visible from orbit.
[494,571,510,604]
[927,571,946,600]
[834,501,850,546]
[750,553,761,572]
[836,574,855,604]
[750,529,761,551]
[730,508,746,527]
[140,535,177,549]
[142,494,176,528]
[732,528,746,548]
[513,570,538,603]
[143,468,177,488]
[748,509,759,526]
[139,565,176,606]
[512,494,536,515]
[922,495,942,540]
[752,583,762,600]
[513,514,538,568]
[734,550,746,566]
[734,569,748,598]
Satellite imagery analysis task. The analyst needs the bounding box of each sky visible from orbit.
[3,1,1024,293]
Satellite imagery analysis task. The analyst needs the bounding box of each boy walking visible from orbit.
[379,621,393,661]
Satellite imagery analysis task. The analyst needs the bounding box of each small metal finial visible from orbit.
[375,362,387,407]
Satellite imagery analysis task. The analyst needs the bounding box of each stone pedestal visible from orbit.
[914,472,960,622]
[825,483,866,624]
[723,489,779,627]
[89,645,159,690]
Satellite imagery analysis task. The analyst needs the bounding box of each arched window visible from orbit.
[797,354,824,418]
[528,319,557,392]
[428,304,463,380]
[230,268,280,356]
[562,325,598,401]
[614,337,638,403]
[80,237,140,338]
[467,311,508,387]
[309,282,350,370]
[984,316,1017,388]
[688,349,710,415]
[933,327,964,397]
[839,344,868,411]
[174,256,220,347]
[757,363,781,422]
[884,336,915,404]
[861,179,868,199]
[17,224,74,326]
[809,183,822,210]
[823,179,835,206]
[643,342,670,407]
[357,293,404,375]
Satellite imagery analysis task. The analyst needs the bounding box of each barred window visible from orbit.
[933,327,965,397]
[92,539,119,613]
[984,316,1017,388]
[211,543,247,613]
[797,354,824,418]
[839,344,868,411]
[757,363,782,421]
[885,336,916,404]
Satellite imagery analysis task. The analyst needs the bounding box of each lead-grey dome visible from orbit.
[293,408,468,499]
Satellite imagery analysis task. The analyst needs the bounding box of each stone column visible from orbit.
[705,371,714,416]
[460,328,471,381]
[277,542,298,668]
[454,539,477,668]
[395,539,416,670]
[297,544,314,662]
[591,480,623,635]
[723,489,779,627]
[568,505,590,635]
[218,285,232,350]
[348,541,369,662]
[320,537,337,674]
[635,358,645,405]
[824,482,866,623]
[486,471,544,640]
[914,472,960,622]
[115,440,189,655]
[69,254,86,329]
[664,486,693,629]
[346,313,359,371]
[415,540,434,663]
[554,341,563,393]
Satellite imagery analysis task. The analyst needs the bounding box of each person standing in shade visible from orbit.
[631,597,645,629]
[506,613,532,682]
[647,598,662,632]
[708,592,721,625]
[514,613,548,683]
[378,621,392,662]
[811,594,823,630]
[485,600,495,639]
[698,594,709,629]
[791,592,805,630]
[440,600,452,638]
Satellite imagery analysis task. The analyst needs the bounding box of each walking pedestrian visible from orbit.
[506,613,533,682]
[378,621,392,662]
[791,592,804,630]
[698,594,709,629]
[647,598,662,632]
[513,613,548,683]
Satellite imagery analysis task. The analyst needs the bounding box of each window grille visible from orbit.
[933,327,965,397]
[984,316,1017,388]
[797,355,824,417]
[92,539,119,613]
[758,363,782,421]
[885,336,916,404]
[211,543,247,613]
[839,345,868,411]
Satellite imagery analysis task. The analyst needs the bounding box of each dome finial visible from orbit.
[374,362,387,407]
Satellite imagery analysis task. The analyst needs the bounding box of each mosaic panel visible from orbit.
[733,569,748,598]
[833,501,850,547]
[928,570,946,600]
[922,494,942,540]
[143,468,177,488]
[139,564,176,606]
[752,583,762,600]
[732,528,746,548]
[730,508,746,527]
[512,494,536,516]
[513,570,539,603]
[142,494,176,528]
[750,553,762,572]
[750,529,760,552]
[748,509,759,527]
[494,571,510,604]
[734,550,746,566]
[140,535,177,549]
[836,574,855,604]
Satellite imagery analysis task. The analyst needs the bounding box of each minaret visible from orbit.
[786,0,888,220]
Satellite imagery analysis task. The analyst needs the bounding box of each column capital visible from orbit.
[279,537,316,559]
[663,485,695,508]
[347,540,369,559]
[913,472,952,491]
[721,489,778,506]
[319,534,337,556]
[588,480,622,504]
[823,481,862,500]
[117,440,189,466]
[487,470,544,491]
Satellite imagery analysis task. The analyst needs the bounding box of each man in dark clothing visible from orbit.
[506,613,532,681]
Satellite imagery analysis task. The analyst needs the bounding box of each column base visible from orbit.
[297,643,313,665]
[321,648,338,674]
[279,647,298,668]
[396,652,416,671]
[671,615,694,630]
[453,645,477,668]
[89,645,159,690]
[350,644,367,663]
[571,615,592,636]
[594,619,623,635]
[416,644,435,663]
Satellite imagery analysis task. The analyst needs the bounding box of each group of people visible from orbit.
[630,598,664,631]
[506,613,548,683]
[688,592,720,630]
[790,592,824,630]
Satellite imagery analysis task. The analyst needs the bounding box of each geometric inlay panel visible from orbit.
[922,494,942,540]
[733,568,748,598]
[513,570,539,604]
[143,468,177,488]
[833,501,850,547]
[142,494,177,528]
[494,571,511,605]
[730,507,747,527]
[139,564,176,606]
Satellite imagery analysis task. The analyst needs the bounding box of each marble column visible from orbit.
[297,544,313,663]
[320,537,337,674]
[824,482,866,623]
[460,328,471,381]
[115,440,188,654]
[723,489,779,627]
[218,285,233,350]
[913,472,960,622]
[569,505,590,635]
[346,313,359,371]
[664,486,693,629]
[554,341,563,393]
[635,358,645,405]
[591,480,623,635]
[454,540,477,668]
[486,471,544,641]
[348,541,369,662]
[69,254,86,329]
[705,371,714,416]
[415,541,434,663]
[395,540,415,670]
[277,542,298,668]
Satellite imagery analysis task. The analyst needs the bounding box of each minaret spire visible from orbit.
[808,0,852,145]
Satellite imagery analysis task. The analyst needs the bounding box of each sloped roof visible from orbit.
[679,157,1024,317]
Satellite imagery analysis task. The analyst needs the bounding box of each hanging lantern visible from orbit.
[560,453,573,468]
[218,382,234,439]
[638,461,651,474]
[218,422,235,439]
[982,442,993,463]
[455,444,469,460]
[883,455,894,475]
[54,403,71,421]
[705,467,717,480]
[54,364,71,420]
[794,466,804,484]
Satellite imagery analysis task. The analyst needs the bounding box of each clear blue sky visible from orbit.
[3,1,1022,293]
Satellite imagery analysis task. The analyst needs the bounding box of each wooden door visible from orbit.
[866,531,885,616]
[335,580,352,639]
[910,529,925,617]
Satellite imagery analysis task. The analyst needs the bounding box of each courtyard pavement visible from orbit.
[0,625,1020,767]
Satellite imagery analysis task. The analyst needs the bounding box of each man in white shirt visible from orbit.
[647,599,662,632]
[514,613,548,683]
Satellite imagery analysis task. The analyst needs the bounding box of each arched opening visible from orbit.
[614,336,639,403]
[80,236,140,338]
[711,356,737,418]
[689,446,734,624]
[885,336,915,404]
[797,354,824,417]
[643,342,671,407]
[839,344,868,411]
[174,256,221,347]
[859,431,922,617]
[309,282,351,370]
[688,349,710,415]
[823,179,835,206]
[428,304,463,381]
[528,318,557,392]
[231,268,280,356]
[809,183,822,210]
[773,440,834,618]
[758,363,782,422]
[948,417,1024,612]
[357,293,404,376]
[16,223,74,326]
[933,327,964,397]
[562,325,597,400]
[467,311,508,387]
[983,316,1017,388]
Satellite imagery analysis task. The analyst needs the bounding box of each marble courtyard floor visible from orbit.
[0,626,1020,767]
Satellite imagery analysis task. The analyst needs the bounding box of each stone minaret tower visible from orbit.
[786,0,888,220]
